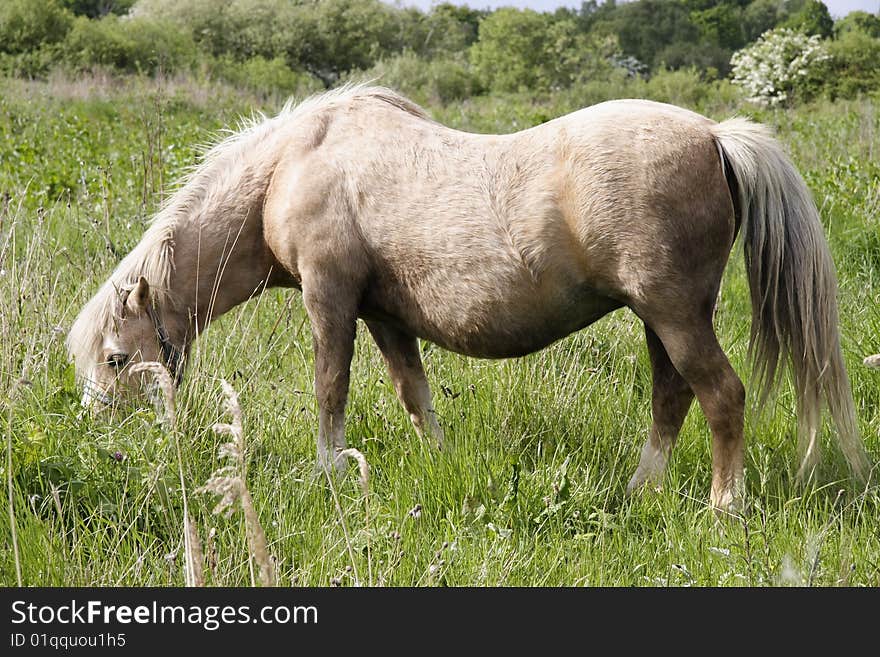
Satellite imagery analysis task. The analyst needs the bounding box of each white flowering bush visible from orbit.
[730,28,830,106]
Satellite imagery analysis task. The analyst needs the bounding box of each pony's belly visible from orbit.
[362,283,622,359]
[435,297,621,358]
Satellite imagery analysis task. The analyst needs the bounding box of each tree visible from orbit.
[395,3,485,58]
[131,0,288,60]
[470,9,610,93]
[431,2,484,42]
[279,0,402,86]
[690,3,745,51]
[834,10,880,39]
[575,0,618,32]
[469,9,555,92]
[824,28,880,98]
[60,15,195,74]
[591,0,700,71]
[0,0,73,54]
[60,0,135,18]
[784,0,834,38]
[742,0,782,42]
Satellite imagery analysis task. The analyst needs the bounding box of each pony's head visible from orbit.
[67,276,181,408]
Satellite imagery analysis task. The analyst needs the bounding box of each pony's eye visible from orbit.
[107,353,129,370]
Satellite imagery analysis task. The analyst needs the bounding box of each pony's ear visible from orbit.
[126,277,151,315]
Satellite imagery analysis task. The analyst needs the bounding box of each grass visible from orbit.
[1,73,878,586]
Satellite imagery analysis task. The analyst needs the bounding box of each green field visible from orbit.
[1,74,879,586]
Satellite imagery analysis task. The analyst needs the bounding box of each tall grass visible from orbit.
[0,73,878,586]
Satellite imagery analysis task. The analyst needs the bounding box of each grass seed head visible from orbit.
[197,379,275,586]
[337,447,370,495]
[128,361,176,427]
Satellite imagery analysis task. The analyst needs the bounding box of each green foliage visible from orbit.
[0,0,73,54]
[358,51,483,105]
[60,15,196,75]
[469,9,550,93]
[296,0,401,83]
[823,29,880,100]
[594,0,699,71]
[0,46,60,79]
[208,55,323,100]
[132,0,480,86]
[1,0,876,104]
[655,40,731,75]
[690,2,744,51]
[132,0,294,61]
[644,66,712,108]
[60,0,136,18]
[742,0,783,42]
[784,0,834,39]
[393,4,483,59]
[834,10,880,39]
[428,2,483,50]
[470,8,613,93]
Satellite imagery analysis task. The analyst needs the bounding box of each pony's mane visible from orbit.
[67,84,429,374]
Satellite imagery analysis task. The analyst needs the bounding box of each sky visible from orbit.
[398,0,880,19]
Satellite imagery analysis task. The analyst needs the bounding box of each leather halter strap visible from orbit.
[145,301,183,384]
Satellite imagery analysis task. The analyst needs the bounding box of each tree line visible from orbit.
[1,0,878,104]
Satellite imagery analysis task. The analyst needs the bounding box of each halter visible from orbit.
[145,301,184,385]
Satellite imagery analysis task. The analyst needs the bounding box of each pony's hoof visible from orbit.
[625,480,663,499]
[710,491,746,520]
[626,467,664,495]
[312,454,346,482]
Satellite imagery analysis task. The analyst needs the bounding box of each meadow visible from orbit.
[1,72,879,587]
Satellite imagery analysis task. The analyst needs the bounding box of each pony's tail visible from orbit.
[711,118,869,480]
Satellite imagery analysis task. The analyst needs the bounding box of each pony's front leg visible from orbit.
[303,283,358,475]
[365,320,444,448]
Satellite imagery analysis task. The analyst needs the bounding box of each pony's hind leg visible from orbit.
[649,317,746,514]
[303,283,358,474]
[366,320,444,448]
[627,326,694,493]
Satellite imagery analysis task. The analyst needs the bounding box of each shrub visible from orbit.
[294,0,402,83]
[131,0,304,62]
[742,0,782,43]
[0,47,61,79]
[358,51,483,104]
[823,29,880,99]
[783,0,834,39]
[0,0,73,54]
[730,28,830,106]
[61,0,136,18]
[470,9,613,94]
[61,15,196,75]
[386,6,481,60]
[563,68,645,108]
[644,67,710,109]
[208,56,323,99]
[833,10,880,39]
[654,41,732,76]
[428,57,484,104]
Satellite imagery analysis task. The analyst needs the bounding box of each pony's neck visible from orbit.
[159,164,282,349]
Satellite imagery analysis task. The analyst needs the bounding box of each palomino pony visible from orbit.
[67,84,868,512]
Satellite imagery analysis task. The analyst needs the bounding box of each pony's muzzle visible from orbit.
[81,380,114,409]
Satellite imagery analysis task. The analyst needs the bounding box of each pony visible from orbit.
[67,84,869,513]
